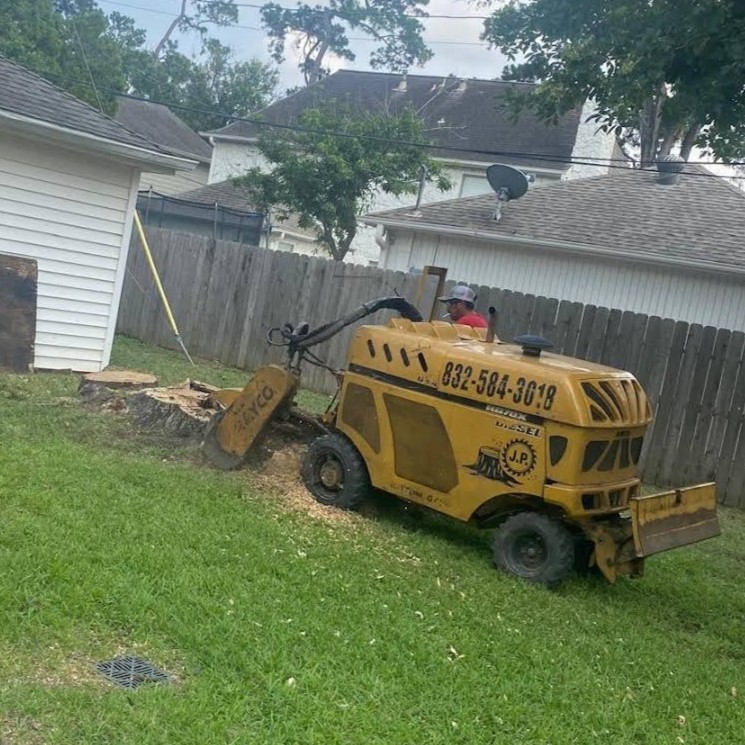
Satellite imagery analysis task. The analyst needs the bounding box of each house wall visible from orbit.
[0,131,138,371]
[209,140,563,265]
[380,230,745,332]
[139,162,210,196]
[208,142,270,183]
[268,233,319,256]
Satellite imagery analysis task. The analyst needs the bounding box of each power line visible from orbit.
[38,71,745,178]
[148,0,491,19]
[97,0,490,45]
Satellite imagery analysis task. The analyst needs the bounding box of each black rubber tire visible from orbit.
[492,512,575,588]
[301,433,370,510]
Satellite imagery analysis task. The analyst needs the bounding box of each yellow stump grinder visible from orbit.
[201,296,720,587]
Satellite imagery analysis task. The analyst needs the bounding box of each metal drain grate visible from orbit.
[95,656,172,689]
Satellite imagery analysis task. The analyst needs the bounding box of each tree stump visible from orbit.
[127,382,219,440]
[78,371,221,441]
[78,370,159,407]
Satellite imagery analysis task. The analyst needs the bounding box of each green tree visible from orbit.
[0,0,66,76]
[235,105,450,261]
[260,0,432,86]
[482,0,745,165]
[178,40,278,131]
[0,0,130,113]
[0,0,276,131]
[153,0,238,59]
[125,38,277,132]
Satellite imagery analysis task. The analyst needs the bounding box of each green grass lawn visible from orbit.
[1,336,744,744]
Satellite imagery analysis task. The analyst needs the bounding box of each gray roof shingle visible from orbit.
[207,70,582,171]
[115,96,212,162]
[365,165,745,272]
[0,54,174,155]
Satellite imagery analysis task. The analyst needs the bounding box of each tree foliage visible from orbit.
[260,0,432,85]
[128,39,278,132]
[153,0,238,59]
[0,0,276,130]
[235,105,450,261]
[482,0,745,164]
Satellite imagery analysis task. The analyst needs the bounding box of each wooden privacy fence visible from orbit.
[117,228,745,507]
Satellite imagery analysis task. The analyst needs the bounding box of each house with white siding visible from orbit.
[362,163,745,332]
[204,70,619,265]
[0,55,195,372]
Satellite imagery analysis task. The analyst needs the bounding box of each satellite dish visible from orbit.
[486,164,530,222]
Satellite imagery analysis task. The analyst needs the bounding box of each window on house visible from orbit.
[459,174,491,197]
[277,241,295,253]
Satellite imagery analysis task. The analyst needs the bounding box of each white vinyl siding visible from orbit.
[139,162,210,196]
[459,174,491,197]
[382,231,745,332]
[0,131,137,371]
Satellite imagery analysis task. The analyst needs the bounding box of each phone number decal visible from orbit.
[441,361,557,410]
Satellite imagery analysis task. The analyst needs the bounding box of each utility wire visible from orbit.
[115,0,491,19]
[69,15,106,113]
[39,71,745,178]
[108,89,745,176]
[97,0,490,45]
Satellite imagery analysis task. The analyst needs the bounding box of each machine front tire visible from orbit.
[302,433,370,510]
[492,512,575,588]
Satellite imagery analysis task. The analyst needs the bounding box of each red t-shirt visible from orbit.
[456,312,488,328]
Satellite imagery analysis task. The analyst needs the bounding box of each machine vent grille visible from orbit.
[581,379,650,425]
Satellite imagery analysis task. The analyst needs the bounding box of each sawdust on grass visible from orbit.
[245,434,375,528]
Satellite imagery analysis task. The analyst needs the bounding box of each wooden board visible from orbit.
[702,331,744,487]
[0,254,37,372]
[674,326,721,484]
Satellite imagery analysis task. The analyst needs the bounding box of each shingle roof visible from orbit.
[0,54,173,155]
[115,96,212,162]
[175,180,317,240]
[365,165,745,272]
[207,70,582,171]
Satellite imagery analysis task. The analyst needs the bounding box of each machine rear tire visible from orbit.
[302,433,370,510]
[492,512,575,588]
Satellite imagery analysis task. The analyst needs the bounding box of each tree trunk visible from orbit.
[306,40,330,85]
[679,124,701,161]
[639,89,666,167]
[154,0,188,59]
[657,126,681,158]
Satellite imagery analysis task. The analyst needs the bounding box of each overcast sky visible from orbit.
[96,0,511,91]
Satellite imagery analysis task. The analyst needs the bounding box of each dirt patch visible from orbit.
[245,433,370,527]
[11,642,183,692]
[1,714,45,745]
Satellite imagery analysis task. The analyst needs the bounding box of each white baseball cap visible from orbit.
[438,284,477,304]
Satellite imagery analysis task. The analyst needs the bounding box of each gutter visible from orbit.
[362,217,745,279]
[0,110,197,173]
[202,134,567,176]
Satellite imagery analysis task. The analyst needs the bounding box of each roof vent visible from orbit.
[514,334,553,357]
[656,154,685,185]
[393,73,407,93]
